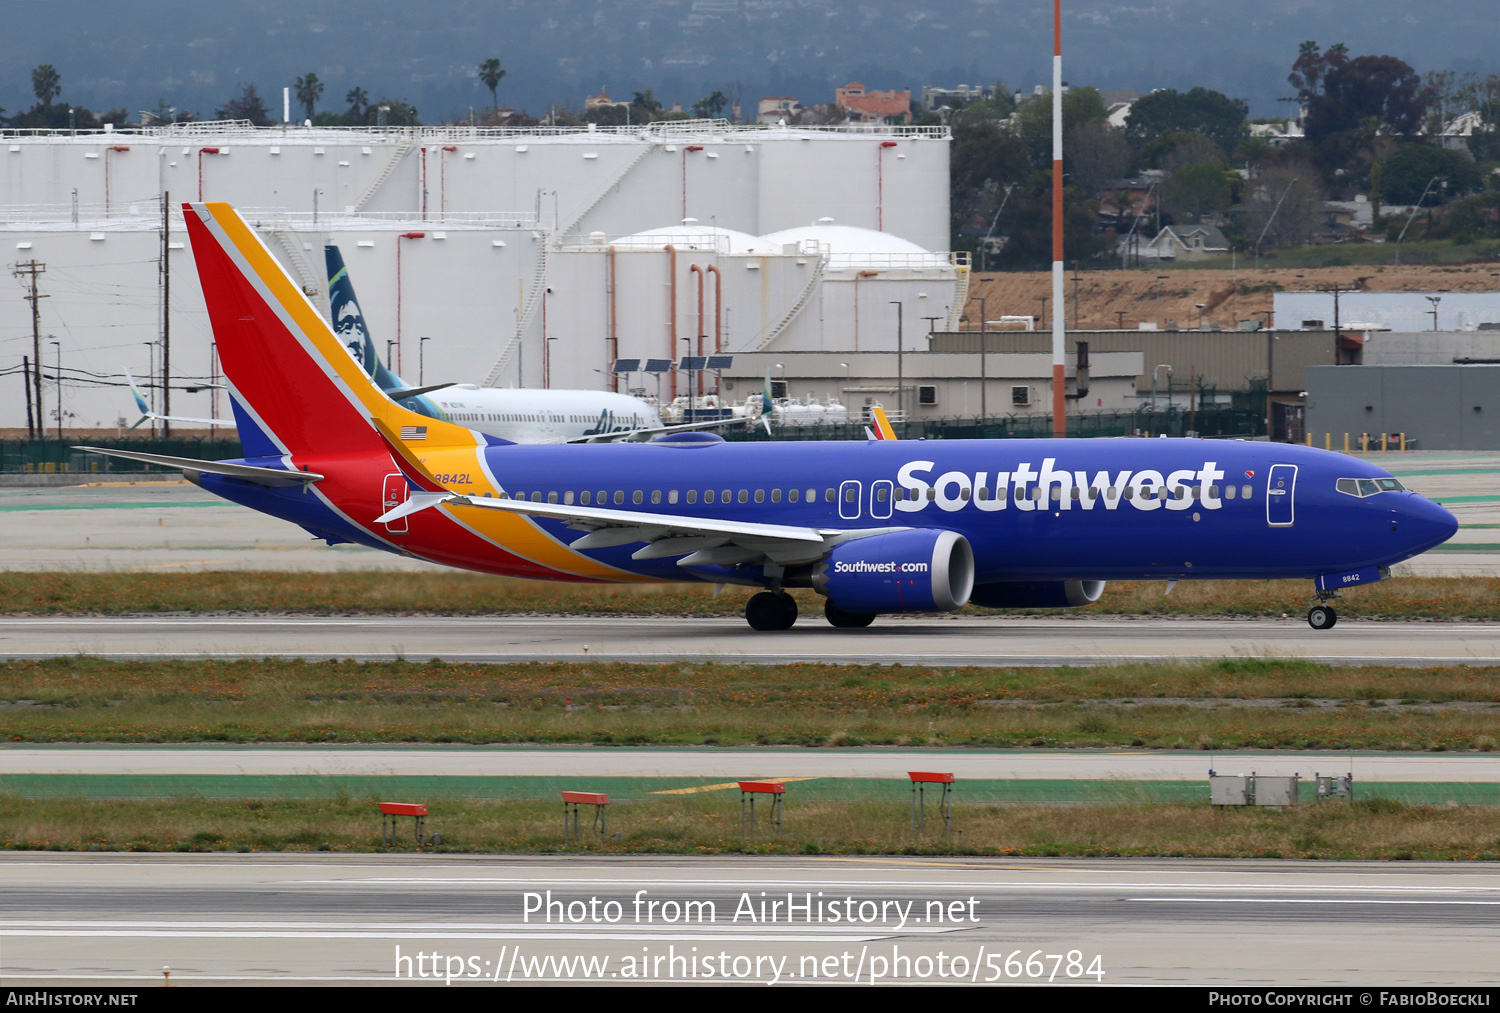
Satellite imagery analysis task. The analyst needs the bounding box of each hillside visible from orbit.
[966,264,1500,332]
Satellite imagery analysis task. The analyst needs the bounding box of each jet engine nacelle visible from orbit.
[813,529,975,614]
[969,579,1107,609]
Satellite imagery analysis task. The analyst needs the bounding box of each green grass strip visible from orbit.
[4,774,1496,806]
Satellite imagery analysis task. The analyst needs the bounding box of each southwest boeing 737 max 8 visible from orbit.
[81,204,1458,632]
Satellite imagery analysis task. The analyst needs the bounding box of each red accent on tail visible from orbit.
[185,206,385,458]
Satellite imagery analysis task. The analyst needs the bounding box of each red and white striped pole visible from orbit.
[1051,0,1067,438]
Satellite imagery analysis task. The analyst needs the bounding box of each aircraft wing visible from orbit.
[378,490,901,567]
[370,415,890,567]
[564,414,756,444]
[73,446,323,488]
[123,368,235,429]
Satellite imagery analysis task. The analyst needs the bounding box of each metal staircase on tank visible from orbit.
[352,141,414,213]
[748,249,828,351]
[554,140,653,238]
[480,239,548,387]
[265,229,331,322]
[947,252,971,330]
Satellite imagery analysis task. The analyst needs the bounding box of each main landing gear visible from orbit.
[824,600,875,628]
[1307,588,1339,630]
[746,591,798,631]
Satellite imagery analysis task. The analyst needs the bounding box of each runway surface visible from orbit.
[5,614,1500,667]
[0,746,1490,783]
[1,854,1496,986]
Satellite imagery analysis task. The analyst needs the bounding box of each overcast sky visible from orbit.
[2,1,1497,121]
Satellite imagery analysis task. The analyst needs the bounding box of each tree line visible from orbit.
[948,44,1500,268]
[11,50,1500,264]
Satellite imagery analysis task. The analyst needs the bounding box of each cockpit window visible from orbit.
[1337,477,1406,498]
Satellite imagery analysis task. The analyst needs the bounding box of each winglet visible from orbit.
[369,415,448,493]
[125,368,150,415]
[870,405,897,441]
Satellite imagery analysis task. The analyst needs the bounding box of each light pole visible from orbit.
[1427,295,1442,331]
[1195,302,1206,329]
[1254,177,1299,269]
[890,301,904,428]
[50,339,61,440]
[1152,363,1172,415]
[1397,178,1444,266]
[1154,275,1169,327]
[977,295,988,418]
[419,336,431,386]
[143,340,156,437]
[386,340,395,370]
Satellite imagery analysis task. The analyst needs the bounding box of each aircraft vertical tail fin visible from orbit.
[326,243,407,392]
[870,405,898,441]
[184,202,478,457]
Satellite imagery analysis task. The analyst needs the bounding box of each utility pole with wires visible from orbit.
[22,355,35,439]
[12,259,49,439]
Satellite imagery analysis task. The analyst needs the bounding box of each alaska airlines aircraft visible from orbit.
[327,245,736,444]
[80,204,1458,632]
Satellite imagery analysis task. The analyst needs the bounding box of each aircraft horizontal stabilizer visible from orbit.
[385,382,457,400]
[73,447,323,487]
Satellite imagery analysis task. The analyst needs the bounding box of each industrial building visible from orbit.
[1274,291,1500,332]
[1306,364,1500,450]
[1,119,957,431]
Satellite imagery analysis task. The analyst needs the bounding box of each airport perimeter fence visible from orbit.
[0,437,244,474]
[0,407,1266,472]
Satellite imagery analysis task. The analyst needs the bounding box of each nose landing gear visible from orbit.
[1307,588,1340,630]
[1307,604,1337,630]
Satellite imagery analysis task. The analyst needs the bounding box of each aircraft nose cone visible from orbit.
[1400,495,1458,554]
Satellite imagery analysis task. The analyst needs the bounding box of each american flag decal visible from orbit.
[400,426,428,441]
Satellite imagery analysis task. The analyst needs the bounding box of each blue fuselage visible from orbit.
[201,436,1458,587]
